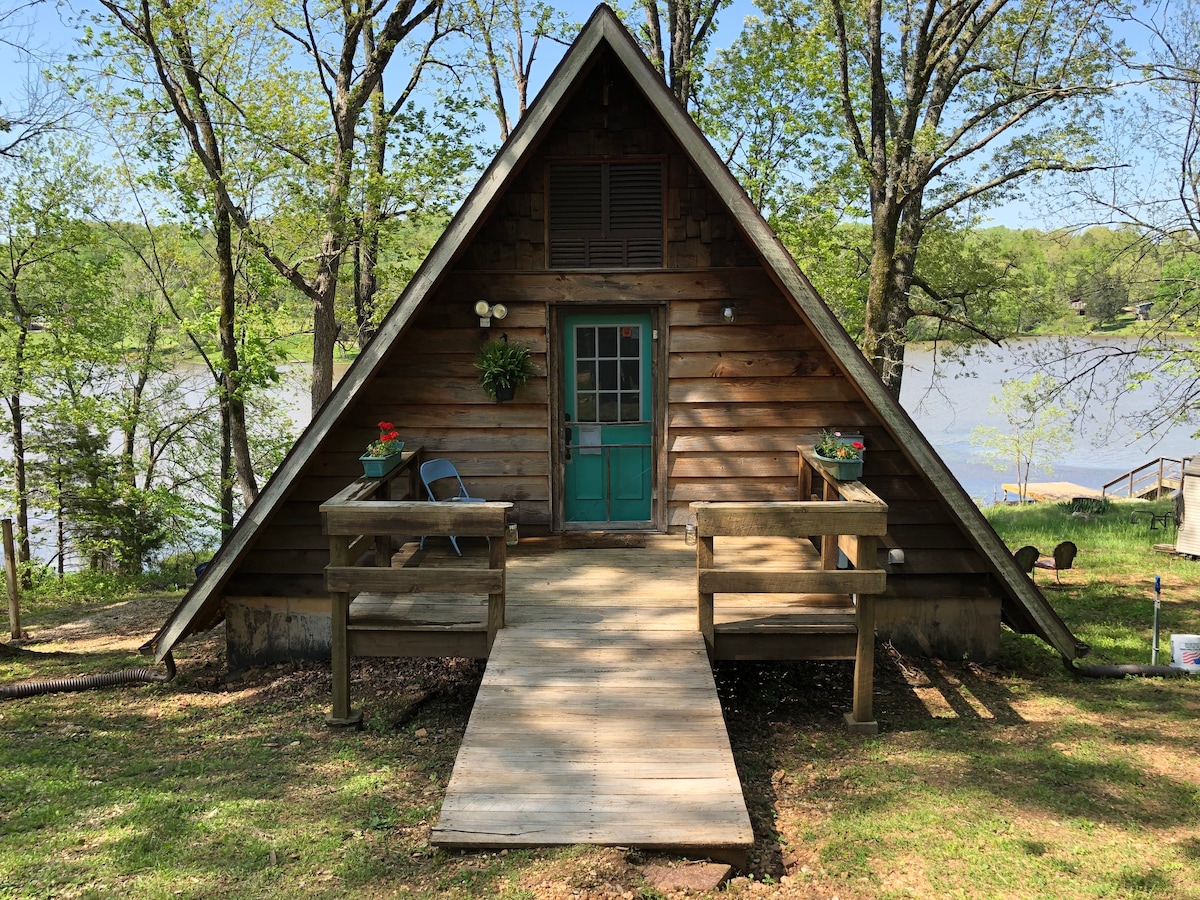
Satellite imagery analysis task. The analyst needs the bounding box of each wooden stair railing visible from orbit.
[1101,457,1185,499]
[691,490,887,733]
[320,498,512,727]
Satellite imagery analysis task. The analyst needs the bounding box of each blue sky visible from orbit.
[1,0,1162,231]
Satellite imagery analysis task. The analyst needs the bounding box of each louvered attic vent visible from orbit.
[548,162,663,268]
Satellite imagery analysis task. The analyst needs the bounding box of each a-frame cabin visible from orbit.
[149,6,1088,856]
[148,4,1085,681]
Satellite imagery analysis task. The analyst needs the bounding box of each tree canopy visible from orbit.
[706,0,1127,395]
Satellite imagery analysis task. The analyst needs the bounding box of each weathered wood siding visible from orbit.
[457,50,758,272]
[223,45,1003,660]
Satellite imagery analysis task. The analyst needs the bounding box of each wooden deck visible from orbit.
[352,534,862,658]
[324,484,886,859]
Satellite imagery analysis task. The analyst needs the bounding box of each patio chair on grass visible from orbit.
[1013,545,1040,575]
[1034,541,1078,585]
[419,458,485,556]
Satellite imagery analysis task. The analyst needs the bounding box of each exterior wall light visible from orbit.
[721,304,735,323]
[474,300,508,327]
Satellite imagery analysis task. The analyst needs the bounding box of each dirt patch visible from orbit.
[15,594,187,655]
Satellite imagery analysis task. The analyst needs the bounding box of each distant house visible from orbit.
[147,4,1085,674]
[1123,301,1154,321]
[1069,298,1087,315]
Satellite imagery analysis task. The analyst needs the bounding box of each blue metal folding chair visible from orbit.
[419,458,485,556]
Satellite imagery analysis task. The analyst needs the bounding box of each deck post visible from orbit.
[821,479,840,570]
[846,594,878,734]
[697,533,715,656]
[846,532,879,734]
[487,531,507,653]
[326,535,362,728]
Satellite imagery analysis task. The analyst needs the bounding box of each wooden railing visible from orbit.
[691,490,888,731]
[320,445,425,566]
[1101,457,1186,499]
[320,459,512,726]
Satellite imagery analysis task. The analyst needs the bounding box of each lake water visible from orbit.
[899,338,1198,502]
[4,338,1196,566]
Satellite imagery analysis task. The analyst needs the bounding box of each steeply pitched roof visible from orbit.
[149,4,1084,663]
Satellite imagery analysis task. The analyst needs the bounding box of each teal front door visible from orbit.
[563,313,653,525]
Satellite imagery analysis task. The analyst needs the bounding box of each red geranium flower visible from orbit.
[365,421,403,457]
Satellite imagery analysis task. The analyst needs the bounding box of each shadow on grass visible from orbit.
[717,646,1200,883]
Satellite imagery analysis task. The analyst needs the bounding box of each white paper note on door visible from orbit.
[579,424,602,455]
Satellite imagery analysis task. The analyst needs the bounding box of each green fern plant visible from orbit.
[475,339,536,400]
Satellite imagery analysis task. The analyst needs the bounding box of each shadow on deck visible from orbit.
[351,533,861,658]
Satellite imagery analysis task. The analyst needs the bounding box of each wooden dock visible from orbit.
[1001,481,1102,503]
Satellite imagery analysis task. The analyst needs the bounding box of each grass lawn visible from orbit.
[2,499,1199,899]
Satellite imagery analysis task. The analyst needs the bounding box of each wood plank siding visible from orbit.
[219,46,1003,660]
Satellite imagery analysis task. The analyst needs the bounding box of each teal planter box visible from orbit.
[815,451,863,482]
[359,446,404,478]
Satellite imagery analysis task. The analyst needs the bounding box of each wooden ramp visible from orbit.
[431,615,754,862]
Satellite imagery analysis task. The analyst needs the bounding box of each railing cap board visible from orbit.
[321,447,424,507]
[323,500,513,537]
[821,481,881,504]
[698,568,887,595]
[689,501,888,537]
[325,566,504,595]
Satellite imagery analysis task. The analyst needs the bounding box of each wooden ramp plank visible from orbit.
[431,624,754,858]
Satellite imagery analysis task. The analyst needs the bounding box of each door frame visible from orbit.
[550,303,666,532]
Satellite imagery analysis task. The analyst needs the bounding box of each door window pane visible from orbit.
[620,359,640,390]
[576,360,596,391]
[598,359,618,391]
[620,326,640,357]
[598,326,617,357]
[577,393,596,421]
[620,393,640,421]
[576,327,596,358]
[598,392,619,421]
[573,321,645,423]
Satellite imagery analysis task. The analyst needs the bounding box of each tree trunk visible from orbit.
[215,205,259,507]
[312,103,356,413]
[8,397,31,589]
[354,81,387,350]
[56,473,64,578]
[353,228,379,348]
[219,395,235,539]
[861,201,913,397]
[4,305,33,588]
[122,318,159,489]
[311,242,339,415]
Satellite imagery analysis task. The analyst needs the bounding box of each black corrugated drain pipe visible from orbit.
[1,652,176,699]
[1063,656,1192,679]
